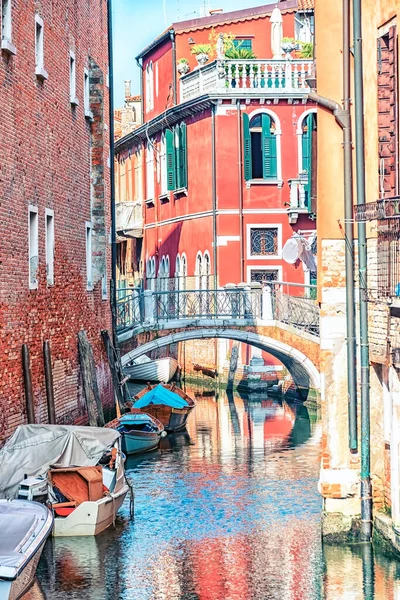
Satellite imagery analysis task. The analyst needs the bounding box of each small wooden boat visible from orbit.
[0,499,53,600]
[123,355,179,383]
[133,384,196,432]
[110,411,165,455]
[193,363,218,378]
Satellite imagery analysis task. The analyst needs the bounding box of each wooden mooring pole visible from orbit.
[22,344,35,424]
[226,341,239,394]
[43,341,56,424]
[78,330,105,427]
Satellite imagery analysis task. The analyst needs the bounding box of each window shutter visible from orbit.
[262,113,277,179]
[243,113,252,181]
[166,129,176,191]
[302,114,314,207]
[180,122,188,189]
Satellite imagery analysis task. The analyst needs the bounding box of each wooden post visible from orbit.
[101,329,125,414]
[226,340,239,393]
[78,331,99,427]
[43,341,56,424]
[22,344,35,424]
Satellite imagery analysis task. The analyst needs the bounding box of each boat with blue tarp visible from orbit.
[133,384,196,432]
[113,412,165,455]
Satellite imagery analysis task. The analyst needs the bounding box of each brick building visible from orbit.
[115,0,317,373]
[0,0,113,442]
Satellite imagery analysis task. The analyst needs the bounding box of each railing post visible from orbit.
[285,57,292,90]
[262,285,274,320]
[249,282,262,318]
[143,289,155,325]
[225,283,237,317]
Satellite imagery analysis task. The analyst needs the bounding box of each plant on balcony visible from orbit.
[208,29,236,59]
[281,37,297,56]
[225,47,257,60]
[177,57,190,75]
[190,43,212,66]
[297,41,313,59]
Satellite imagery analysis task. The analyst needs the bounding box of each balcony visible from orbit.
[116,201,143,238]
[180,58,313,103]
[287,178,311,223]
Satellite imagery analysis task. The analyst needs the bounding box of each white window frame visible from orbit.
[246,223,282,260]
[28,206,39,290]
[45,208,54,285]
[296,108,317,175]
[85,221,93,291]
[247,266,283,284]
[247,108,282,187]
[84,68,93,119]
[69,51,79,106]
[35,15,48,80]
[146,142,155,201]
[1,0,16,55]
[160,134,168,196]
[155,62,159,98]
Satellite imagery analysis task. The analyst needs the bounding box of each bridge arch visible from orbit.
[121,328,320,392]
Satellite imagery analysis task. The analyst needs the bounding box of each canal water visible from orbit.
[31,386,400,600]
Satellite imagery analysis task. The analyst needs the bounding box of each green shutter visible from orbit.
[174,126,182,189]
[243,113,252,181]
[166,129,176,191]
[262,113,277,180]
[302,114,313,207]
[180,122,188,189]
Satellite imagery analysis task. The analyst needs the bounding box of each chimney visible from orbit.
[124,80,131,99]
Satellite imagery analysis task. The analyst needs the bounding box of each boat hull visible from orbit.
[0,547,44,600]
[141,405,194,432]
[121,431,161,455]
[124,357,178,383]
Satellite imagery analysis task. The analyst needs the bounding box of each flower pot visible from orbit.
[177,63,190,75]
[196,53,209,66]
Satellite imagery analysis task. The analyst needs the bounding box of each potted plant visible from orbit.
[190,43,212,66]
[281,37,297,58]
[177,58,190,75]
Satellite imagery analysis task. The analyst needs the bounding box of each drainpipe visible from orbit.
[135,58,144,124]
[353,0,372,542]
[308,27,358,452]
[107,0,117,338]
[237,99,244,281]
[170,30,177,105]
[212,104,218,288]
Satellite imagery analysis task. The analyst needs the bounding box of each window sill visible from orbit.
[70,97,79,107]
[159,193,170,204]
[174,187,188,198]
[87,284,93,292]
[35,67,48,81]
[248,254,282,261]
[145,198,155,208]
[29,281,38,290]
[1,39,17,56]
[85,109,94,120]
[246,179,283,188]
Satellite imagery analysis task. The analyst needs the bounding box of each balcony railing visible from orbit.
[116,201,143,238]
[180,58,313,103]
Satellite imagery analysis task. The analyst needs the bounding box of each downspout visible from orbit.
[135,58,144,124]
[170,30,177,105]
[353,0,372,542]
[237,99,244,281]
[107,0,117,339]
[308,6,358,453]
[212,104,218,288]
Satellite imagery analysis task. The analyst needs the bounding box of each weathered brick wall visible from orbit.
[0,0,113,443]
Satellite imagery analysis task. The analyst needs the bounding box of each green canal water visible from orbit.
[31,386,400,600]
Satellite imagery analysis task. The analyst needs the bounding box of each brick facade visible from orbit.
[0,0,113,443]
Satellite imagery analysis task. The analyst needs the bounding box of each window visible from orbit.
[84,69,92,117]
[160,134,168,196]
[69,51,78,105]
[301,113,317,209]
[155,62,159,98]
[295,12,314,44]
[29,207,39,289]
[243,113,278,181]
[134,148,143,201]
[233,38,253,50]
[165,123,187,191]
[1,0,15,54]
[35,15,47,80]
[86,222,92,290]
[146,257,156,290]
[146,142,155,201]
[145,61,154,112]
[45,209,54,285]
[250,227,279,257]
[249,268,280,284]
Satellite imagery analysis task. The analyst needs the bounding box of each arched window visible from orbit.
[146,256,156,290]
[243,111,281,183]
[301,112,317,209]
[195,252,203,290]
[202,251,211,290]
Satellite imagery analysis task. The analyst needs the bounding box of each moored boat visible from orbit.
[123,354,179,383]
[133,384,196,432]
[0,425,130,537]
[109,411,165,455]
[0,499,53,600]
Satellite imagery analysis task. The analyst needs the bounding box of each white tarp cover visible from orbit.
[0,425,120,499]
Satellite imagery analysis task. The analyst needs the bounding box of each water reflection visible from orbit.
[33,388,400,600]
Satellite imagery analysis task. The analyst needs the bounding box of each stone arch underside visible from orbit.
[121,328,320,391]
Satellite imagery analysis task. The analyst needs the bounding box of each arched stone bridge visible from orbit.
[117,285,321,394]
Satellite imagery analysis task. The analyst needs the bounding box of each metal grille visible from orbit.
[250,228,278,256]
[377,219,400,298]
[250,269,279,283]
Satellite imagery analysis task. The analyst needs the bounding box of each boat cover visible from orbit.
[134,384,189,409]
[0,425,120,499]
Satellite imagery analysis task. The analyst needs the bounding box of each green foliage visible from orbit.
[177,57,189,64]
[297,42,314,59]
[190,43,212,56]
[225,47,257,60]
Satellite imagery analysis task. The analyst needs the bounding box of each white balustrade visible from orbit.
[116,201,144,236]
[288,179,307,210]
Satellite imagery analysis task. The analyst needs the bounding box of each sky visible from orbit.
[113,0,275,106]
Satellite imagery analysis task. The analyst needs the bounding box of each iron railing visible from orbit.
[116,282,319,336]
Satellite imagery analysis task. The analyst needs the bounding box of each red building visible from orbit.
[0,0,113,442]
[115,0,316,371]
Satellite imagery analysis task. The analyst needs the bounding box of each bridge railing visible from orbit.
[116,283,319,336]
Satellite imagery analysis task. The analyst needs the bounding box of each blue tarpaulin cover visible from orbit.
[134,384,189,409]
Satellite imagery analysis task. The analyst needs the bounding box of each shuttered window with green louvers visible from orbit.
[166,123,188,192]
[243,112,278,181]
[166,129,176,191]
[301,113,316,209]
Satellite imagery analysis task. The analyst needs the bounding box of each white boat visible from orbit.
[123,354,179,383]
[0,499,53,600]
[0,425,131,537]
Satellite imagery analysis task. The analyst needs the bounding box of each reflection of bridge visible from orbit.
[117,284,321,394]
